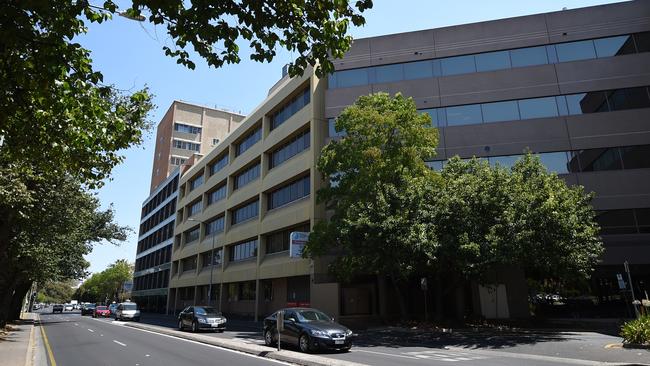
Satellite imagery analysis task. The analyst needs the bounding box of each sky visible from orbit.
[81,0,624,275]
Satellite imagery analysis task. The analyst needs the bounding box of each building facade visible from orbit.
[150,101,245,192]
[133,102,245,313]
[167,1,650,321]
[326,0,650,317]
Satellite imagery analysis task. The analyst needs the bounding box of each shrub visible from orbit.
[620,315,650,345]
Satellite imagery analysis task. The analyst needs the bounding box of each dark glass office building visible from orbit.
[325,1,650,318]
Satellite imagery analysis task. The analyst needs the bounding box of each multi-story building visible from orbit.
[132,102,245,313]
[150,101,245,192]
[169,1,650,320]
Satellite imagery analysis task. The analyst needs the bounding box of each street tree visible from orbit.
[430,155,603,320]
[303,93,440,318]
[37,281,76,305]
[76,260,133,304]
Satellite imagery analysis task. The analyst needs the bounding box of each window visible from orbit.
[210,154,229,175]
[594,35,635,58]
[231,200,259,225]
[170,156,187,166]
[328,118,346,138]
[173,139,200,152]
[606,87,650,111]
[268,176,310,210]
[233,162,260,190]
[270,88,310,130]
[481,100,520,123]
[189,174,203,191]
[184,226,199,244]
[509,46,548,67]
[404,60,434,80]
[446,104,483,126]
[635,31,650,52]
[205,216,225,236]
[517,97,558,120]
[595,210,637,234]
[229,239,258,261]
[555,40,596,62]
[188,200,202,217]
[475,51,511,72]
[334,68,369,88]
[373,64,403,84]
[565,92,609,115]
[269,130,310,169]
[181,256,197,272]
[207,184,227,205]
[201,249,222,267]
[441,55,476,76]
[619,145,650,170]
[265,223,310,254]
[538,152,570,174]
[576,147,623,172]
[637,208,650,233]
[235,126,262,156]
[174,123,202,134]
[239,281,256,300]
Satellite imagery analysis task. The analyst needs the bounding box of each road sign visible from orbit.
[616,274,626,289]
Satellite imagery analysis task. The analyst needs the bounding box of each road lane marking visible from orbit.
[37,314,57,366]
[145,354,150,357]
[444,346,611,365]
[113,340,127,347]
[87,329,94,332]
[352,349,419,360]
[74,323,78,326]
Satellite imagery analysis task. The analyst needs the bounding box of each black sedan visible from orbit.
[81,303,95,316]
[177,306,227,332]
[263,308,353,353]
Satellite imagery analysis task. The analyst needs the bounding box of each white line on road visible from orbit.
[352,349,419,360]
[444,346,612,366]
[74,323,78,326]
[113,340,127,347]
[87,329,94,333]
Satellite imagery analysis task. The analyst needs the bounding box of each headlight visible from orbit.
[345,329,353,336]
[222,318,227,323]
[310,329,329,337]
[197,318,207,323]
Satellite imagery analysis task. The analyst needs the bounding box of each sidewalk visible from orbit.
[0,312,36,366]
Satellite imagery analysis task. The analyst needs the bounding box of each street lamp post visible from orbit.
[188,218,217,307]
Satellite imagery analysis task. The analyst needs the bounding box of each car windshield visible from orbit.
[122,304,137,310]
[87,304,95,308]
[296,309,332,322]
[97,306,107,310]
[195,307,220,316]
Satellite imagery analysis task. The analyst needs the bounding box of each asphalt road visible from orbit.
[37,310,290,366]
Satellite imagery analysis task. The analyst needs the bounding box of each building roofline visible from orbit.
[171,99,246,117]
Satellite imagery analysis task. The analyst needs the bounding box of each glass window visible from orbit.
[185,227,200,244]
[234,163,260,190]
[509,46,548,67]
[210,154,229,175]
[235,126,262,156]
[517,97,558,120]
[231,200,259,225]
[555,96,569,116]
[634,31,650,52]
[538,152,570,174]
[489,155,520,169]
[440,55,476,76]
[208,184,227,205]
[229,239,258,261]
[555,40,597,62]
[565,92,609,115]
[577,147,623,172]
[189,200,202,216]
[328,118,346,138]
[190,175,203,191]
[205,216,224,236]
[475,51,511,72]
[619,145,650,170]
[373,64,403,84]
[481,100,519,123]
[546,45,558,63]
[595,210,638,234]
[606,87,650,111]
[636,208,650,233]
[270,130,310,169]
[268,176,310,210]
[445,104,483,126]
[336,68,369,88]
[404,60,433,80]
[271,88,310,130]
[594,35,636,58]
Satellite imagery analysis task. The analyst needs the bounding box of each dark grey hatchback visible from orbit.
[177,306,227,332]
[263,308,353,353]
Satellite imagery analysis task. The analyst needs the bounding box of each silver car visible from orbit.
[115,302,140,321]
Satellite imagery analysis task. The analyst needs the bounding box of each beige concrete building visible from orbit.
[150,101,246,192]
[168,68,338,320]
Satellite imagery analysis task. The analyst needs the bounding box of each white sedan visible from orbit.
[64,304,74,311]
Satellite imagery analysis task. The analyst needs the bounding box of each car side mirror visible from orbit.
[287,317,296,323]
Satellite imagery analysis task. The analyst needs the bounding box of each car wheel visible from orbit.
[264,330,275,346]
[191,321,199,333]
[299,334,312,353]
[178,320,184,331]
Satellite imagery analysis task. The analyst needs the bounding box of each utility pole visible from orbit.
[624,261,639,318]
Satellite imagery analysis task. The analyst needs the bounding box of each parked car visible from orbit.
[52,304,63,314]
[177,306,226,332]
[32,303,40,310]
[93,305,111,318]
[63,304,74,311]
[114,302,140,321]
[263,308,353,353]
[73,304,81,310]
[81,303,96,316]
[108,303,118,316]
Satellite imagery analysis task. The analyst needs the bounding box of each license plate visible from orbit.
[334,340,344,345]
[211,323,221,328]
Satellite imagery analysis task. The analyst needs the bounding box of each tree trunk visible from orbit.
[389,275,409,321]
[434,272,444,322]
[0,278,18,327]
[9,282,31,321]
[454,278,466,324]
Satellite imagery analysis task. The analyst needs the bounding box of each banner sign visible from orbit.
[289,232,309,258]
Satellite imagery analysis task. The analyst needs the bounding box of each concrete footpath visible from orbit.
[124,321,367,366]
[0,312,46,366]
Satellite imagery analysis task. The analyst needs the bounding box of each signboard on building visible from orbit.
[289,232,309,258]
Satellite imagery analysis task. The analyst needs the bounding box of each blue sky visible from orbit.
[82,0,623,274]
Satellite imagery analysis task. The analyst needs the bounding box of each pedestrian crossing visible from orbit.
[403,350,488,362]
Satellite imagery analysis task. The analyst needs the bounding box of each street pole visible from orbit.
[624,261,639,318]
[208,232,216,307]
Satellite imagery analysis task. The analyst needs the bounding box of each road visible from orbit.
[37,310,290,366]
